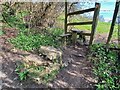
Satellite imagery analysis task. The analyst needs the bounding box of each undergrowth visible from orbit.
[2,3,63,84]
[88,43,120,90]
[9,28,63,51]
[3,7,64,51]
[5,9,64,51]
[15,61,61,83]
[2,3,64,51]
[0,30,4,36]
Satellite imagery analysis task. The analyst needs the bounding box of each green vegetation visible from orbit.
[15,61,60,83]
[43,69,59,83]
[2,5,64,51]
[88,44,120,89]
[15,62,28,80]
[2,2,119,87]
[9,28,63,51]
[57,14,118,39]
[2,3,63,84]
[0,30,4,36]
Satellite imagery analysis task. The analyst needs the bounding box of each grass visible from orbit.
[0,30,4,36]
[76,21,118,39]
[57,14,118,39]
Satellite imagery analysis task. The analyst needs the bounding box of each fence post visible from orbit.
[106,1,120,44]
[118,23,120,62]
[65,1,67,34]
[89,3,100,45]
[118,3,120,62]
[72,31,77,46]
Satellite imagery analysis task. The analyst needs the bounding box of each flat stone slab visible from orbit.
[39,46,62,62]
[23,54,45,65]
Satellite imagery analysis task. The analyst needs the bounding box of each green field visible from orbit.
[57,14,118,39]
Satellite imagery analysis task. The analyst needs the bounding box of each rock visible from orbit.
[23,54,45,65]
[72,53,84,57]
[39,46,62,63]
[10,48,30,56]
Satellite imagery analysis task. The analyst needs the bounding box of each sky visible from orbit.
[76,0,116,22]
[31,0,116,22]
[97,0,116,22]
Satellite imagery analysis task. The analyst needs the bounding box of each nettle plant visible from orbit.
[88,43,120,90]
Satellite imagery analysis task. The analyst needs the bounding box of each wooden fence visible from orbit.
[63,2,100,45]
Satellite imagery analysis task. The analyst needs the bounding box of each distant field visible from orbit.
[57,14,118,39]
[75,21,118,39]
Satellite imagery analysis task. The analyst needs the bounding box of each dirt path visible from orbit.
[48,46,97,88]
[0,29,97,89]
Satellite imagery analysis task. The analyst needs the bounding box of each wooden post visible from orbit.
[106,1,120,44]
[65,1,67,34]
[61,37,66,47]
[89,3,100,45]
[118,31,120,62]
[118,4,120,62]
[118,16,120,47]
[72,31,77,46]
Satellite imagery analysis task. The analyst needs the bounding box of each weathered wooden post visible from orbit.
[65,1,67,34]
[118,24,120,62]
[72,31,77,46]
[106,1,120,44]
[118,2,120,62]
[61,1,68,46]
[89,3,100,45]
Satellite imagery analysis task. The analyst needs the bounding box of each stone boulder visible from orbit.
[23,54,46,65]
[39,46,62,64]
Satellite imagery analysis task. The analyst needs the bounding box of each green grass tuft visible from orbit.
[0,30,4,36]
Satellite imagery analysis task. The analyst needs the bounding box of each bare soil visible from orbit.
[0,28,97,89]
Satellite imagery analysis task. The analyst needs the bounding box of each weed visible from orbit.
[15,61,60,83]
[43,69,59,83]
[15,63,29,80]
[0,30,4,36]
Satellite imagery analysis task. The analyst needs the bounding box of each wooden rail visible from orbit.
[67,21,93,26]
[63,2,100,46]
[82,33,91,36]
[67,8,95,16]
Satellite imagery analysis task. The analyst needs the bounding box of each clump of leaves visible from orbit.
[88,43,120,90]
[9,28,63,51]
[43,69,59,83]
[15,61,60,84]
[15,63,29,80]
[0,30,4,36]
[3,2,64,51]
